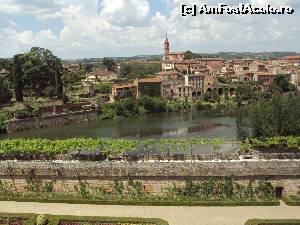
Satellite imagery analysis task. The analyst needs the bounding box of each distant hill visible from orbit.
[62,52,300,64]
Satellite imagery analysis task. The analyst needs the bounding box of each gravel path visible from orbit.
[1,201,300,225]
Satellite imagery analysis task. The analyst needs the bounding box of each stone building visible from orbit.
[135,77,162,98]
[63,64,80,73]
[254,72,276,84]
[0,68,8,78]
[112,83,137,100]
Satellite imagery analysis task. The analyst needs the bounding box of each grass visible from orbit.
[0,194,280,207]
[245,219,300,225]
[0,213,169,225]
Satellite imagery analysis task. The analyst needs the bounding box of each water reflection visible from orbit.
[1,111,237,140]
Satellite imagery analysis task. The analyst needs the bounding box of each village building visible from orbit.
[157,70,181,82]
[281,55,300,65]
[135,77,162,98]
[253,72,276,84]
[249,61,268,73]
[174,84,193,100]
[0,69,8,78]
[85,68,118,84]
[184,74,205,98]
[112,83,137,100]
[63,64,81,73]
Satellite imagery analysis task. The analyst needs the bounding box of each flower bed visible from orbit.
[59,221,154,225]
[0,214,168,225]
[0,217,24,225]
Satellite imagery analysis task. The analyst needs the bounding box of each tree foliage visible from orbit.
[274,74,296,92]
[238,92,300,138]
[120,63,161,79]
[102,58,116,71]
[0,78,12,104]
[12,48,63,100]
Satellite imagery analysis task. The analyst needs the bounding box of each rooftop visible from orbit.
[138,77,162,83]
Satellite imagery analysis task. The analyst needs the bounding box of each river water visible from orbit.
[1,112,239,153]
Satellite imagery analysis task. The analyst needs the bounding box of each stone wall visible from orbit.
[0,160,299,196]
[6,110,98,132]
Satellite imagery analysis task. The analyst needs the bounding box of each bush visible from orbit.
[36,215,48,225]
[138,96,166,113]
[0,111,11,133]
[15,110,32,119]
[94,83,112,94]
[44,86,57,98]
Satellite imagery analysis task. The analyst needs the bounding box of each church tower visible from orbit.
[163,33,169,61]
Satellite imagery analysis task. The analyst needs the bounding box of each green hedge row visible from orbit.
[0,213,169,225]
[0,195,280,207]
[282,197,300,206]
[245,219,300,225]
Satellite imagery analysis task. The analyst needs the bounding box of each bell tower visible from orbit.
[163,33,169,61]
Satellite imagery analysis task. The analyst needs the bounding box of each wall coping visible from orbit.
[0,160,299,179]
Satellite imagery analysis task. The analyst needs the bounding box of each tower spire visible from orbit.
[163,33,170,60]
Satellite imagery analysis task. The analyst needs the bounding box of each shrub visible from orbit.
[44,86,57,98]
[94,83,112,94]
[0,111,11,133]
[15,109,32,119]
[36,215,48,225]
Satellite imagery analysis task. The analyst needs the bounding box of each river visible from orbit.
[1,111,237,140]
[0,111,239,153]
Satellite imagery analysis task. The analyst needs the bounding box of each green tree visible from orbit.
[0,78,12,104]
[274,74,294,92]
[44,86,57,99]
[235,84,255,106]
[119,63,130,78]
[62,72,84,87]
[21,47,63,98]
[102,58,116,71]
[12,54,24,102]
[245,92,300,138]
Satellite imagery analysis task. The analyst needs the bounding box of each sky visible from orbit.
[0,0,300,59]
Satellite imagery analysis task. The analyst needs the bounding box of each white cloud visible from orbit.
[99,0,150,26]
[0,0,299,58]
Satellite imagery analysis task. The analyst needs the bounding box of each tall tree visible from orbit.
[0,78,12,104]
[12,54,24,102]
[22,47,63,98]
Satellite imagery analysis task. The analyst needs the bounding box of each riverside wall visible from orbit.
[6,110,98,132]
[0,160,299,196]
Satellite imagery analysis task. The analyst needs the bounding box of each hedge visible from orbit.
[282,197,300,206]
[0,195,280,207]
[245,219,300,225]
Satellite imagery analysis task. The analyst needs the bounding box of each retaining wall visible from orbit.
[0,160,299,196]
[6,110,98,132]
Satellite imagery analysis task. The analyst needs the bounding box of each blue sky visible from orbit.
[0,0,300,59]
